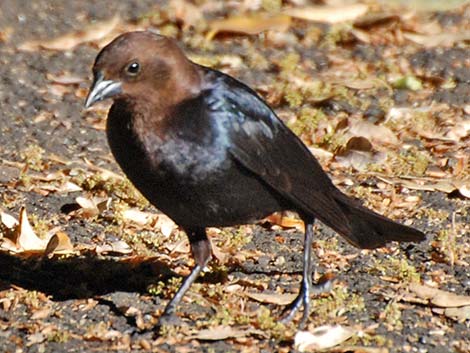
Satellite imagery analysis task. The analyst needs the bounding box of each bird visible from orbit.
[85,31,425,326]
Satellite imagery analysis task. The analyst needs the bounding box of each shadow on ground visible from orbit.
[0,252,174,300]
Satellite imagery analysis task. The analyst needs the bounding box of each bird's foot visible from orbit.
[280,274,335,328]
[280,288,309,328]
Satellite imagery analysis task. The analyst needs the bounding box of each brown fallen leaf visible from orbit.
[335,136,387,171]
[0,207,49,253]
[377,176,470,199]
[46,73,85,85]
[347,121,398,145]
[403,30,470,48]
[191,325,250,340]
[154,214,177,237]
[44,231,74,257]
[408,283,470,308]
[439,306,470,322]
[95,240,132,255]
[31,307,52,320]
[168,0,204,30]
[19,15,120,51]
[333,347,389,353]
[206,14,291,40]
[122,208,156,226]
[75,196,110,218]
[264,213,304,230]
[295,325,355,352]
[83,158,125,181]
[245,291,297,305]
[209,237,229,263]
[284,4,368,24]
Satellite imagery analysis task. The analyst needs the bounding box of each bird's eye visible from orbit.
[126,61,140,76]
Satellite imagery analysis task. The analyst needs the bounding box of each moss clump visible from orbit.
[20,144,45,171]
[47,331,70,343]
[288,107,326,140]
[387,149,431,177]
[255,306,288,339]
[284,84,304,108]
[148,277,182,299]
[312,285,365,321]
[75,173,148,209]
[262,0,282,12]
[279,53,300,75]
[383,300,403,330]
[375,256,420,283]
[434,229,457,265]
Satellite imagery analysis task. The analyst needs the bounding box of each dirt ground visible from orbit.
[0,1,469,352]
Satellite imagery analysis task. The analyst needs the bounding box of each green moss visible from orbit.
[375,256,420,283]
[148,277,182,299]
[288,107,325,139]
[388,149,431,177]
[284,85,304,108]
[75,173,148,208]
[262,0,282,12]
[321,23,353,48]
[279,53,300,75]
[383,300,403,330]
[246,48,270,70]
[435,229,457,264]
[20,144,45,171]
[255,306,287,339]
[159,24,179,38]
[47,330,70,343]
[393,76,423,91]
[312,285,365,321]
[29,213,50,239]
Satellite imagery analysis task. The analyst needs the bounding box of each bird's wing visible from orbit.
[203,70,352,235]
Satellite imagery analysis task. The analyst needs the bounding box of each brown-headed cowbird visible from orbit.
[85,31,425,326]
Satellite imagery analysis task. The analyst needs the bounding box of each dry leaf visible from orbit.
[441,306,470,321]
[122,208,155,226]
[46,73,85,85]
[285,4,368,24]
[31,307,52,320]
[16,208,49,251]
[210,237,229,263]
[295,325,355,352]
[245,291,297,305]
[96,240,132,255]
[335,136,387,171]
[191,326,247,340]
[168,0,204,29]
[404,31,470,48]
[207,14,291,40]
[408,284,470,308]
[0,208,49,253]
[334,347,389,353]
[377,176,470,199]
[348,121,398,145]
[18,16,120,51]
[75,196,110,218]
[155,214,176,237]
[1,211,18,229]
[265,213,304,230]
[44,231,74,256]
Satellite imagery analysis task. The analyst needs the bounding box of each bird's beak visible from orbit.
[85,72,122,108]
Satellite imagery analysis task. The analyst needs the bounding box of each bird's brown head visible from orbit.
[85,31,200,109]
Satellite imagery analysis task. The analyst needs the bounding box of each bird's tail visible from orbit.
[328,190,425,249]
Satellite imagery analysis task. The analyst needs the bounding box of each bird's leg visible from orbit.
[281,218,316,328]
[159,227,212,324]
[280,220,314,326]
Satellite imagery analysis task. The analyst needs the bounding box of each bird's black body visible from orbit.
[85,31,425,326]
